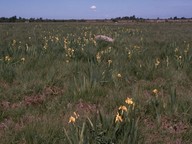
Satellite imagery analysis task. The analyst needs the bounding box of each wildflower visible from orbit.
[64,38,67,44]
[84,32,87,37]
[166,56,169,67]
[155,58,160,68]
[25,44,29,50]
[21,57,25,62]
[55,36,59,42]
[152,89,158,95]
[184,48,189,55]
[5,56,11,62]
[125,97,134,105]
[93,40,97,46]
[134,45,140,49]
[12,39,16,46]
[128,51,131,59]
[125,97,133,105]
[96,52,101,62]
[125,97,135,109]
[178,56,182,59]
[117,73,122,78]
[174,48,179,53]
[73,112,79,119]
[43,43,48,49]
[107,47,112,53]
[108,59,112,66]
[115,112,123,123]
[68,116,76,123]
[66,60,69,63]
[64,44,67,49]
[66,48,75,58]
[68,112,79,123]
[118,105,128,112]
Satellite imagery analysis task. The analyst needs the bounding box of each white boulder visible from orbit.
[95,35,114,42]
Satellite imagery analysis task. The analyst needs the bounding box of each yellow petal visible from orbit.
[125,97,134,105]
[68,116,76,123]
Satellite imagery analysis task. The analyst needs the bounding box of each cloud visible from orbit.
[90,5,96,11]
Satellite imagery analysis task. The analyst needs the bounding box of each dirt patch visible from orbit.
[0,85,65,137]
[141,115,190,144]
[0,86,64,110]
[0,81,10,90]
[67,99,98,117]
[160,116,189,134]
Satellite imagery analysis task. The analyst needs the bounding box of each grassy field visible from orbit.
[0,22,192,143]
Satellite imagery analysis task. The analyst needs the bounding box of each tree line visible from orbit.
[0,15,191,23]
[0,16,87,23]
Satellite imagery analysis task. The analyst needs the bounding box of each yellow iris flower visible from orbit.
[115,112,123,123]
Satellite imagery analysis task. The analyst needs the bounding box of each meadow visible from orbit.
[0,21,192,143]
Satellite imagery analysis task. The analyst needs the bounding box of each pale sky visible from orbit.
[0,0,192,19]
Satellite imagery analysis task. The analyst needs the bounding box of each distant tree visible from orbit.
[29,18,35,22]
[111,18,118,22]
[0,17,8,22]
[79,19,86,22]
[18,17,26,22]
[173,16,178,20]
[116,17,121,20]
[36,17,43,22]
[130,15,136,20]
[122,16,130,20]
[9,16,17,22]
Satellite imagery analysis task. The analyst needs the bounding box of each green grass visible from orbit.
[0,22,192,143]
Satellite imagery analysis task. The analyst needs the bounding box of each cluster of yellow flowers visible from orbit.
[65,48,75,59]
[67,98,135,124]
[174,46,189,65]
[89,37,97,46]
[3,55,25,63]
[43,37,49,49]
[64,38,68,49]
[5,56,11,62]
[96,47,112,63]
[115,97,135,123]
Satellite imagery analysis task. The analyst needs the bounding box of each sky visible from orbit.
[0,0,192,19]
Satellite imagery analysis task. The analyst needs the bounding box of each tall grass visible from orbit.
[0,22,192,143]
